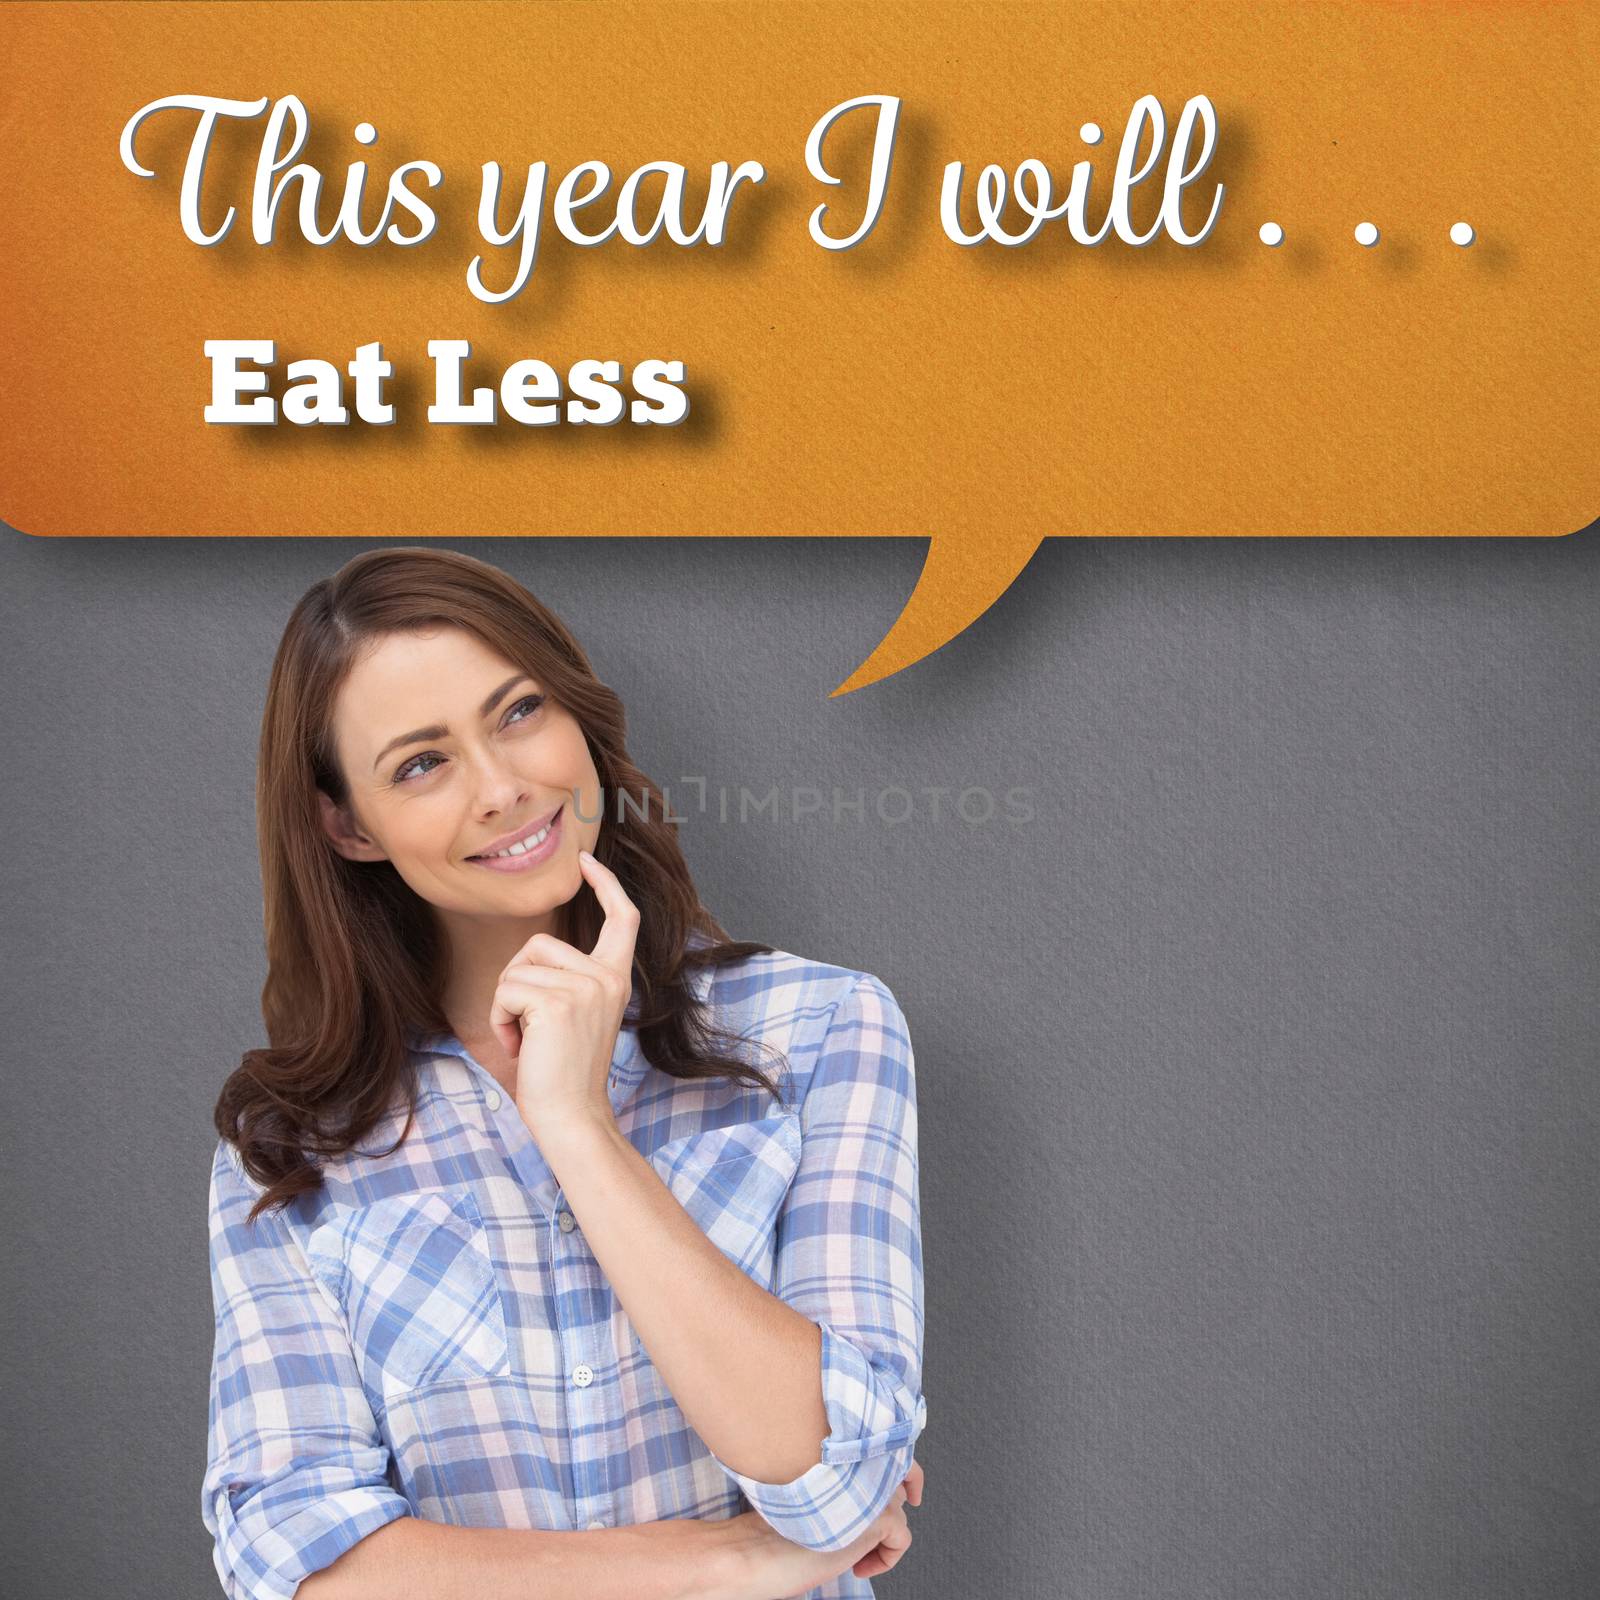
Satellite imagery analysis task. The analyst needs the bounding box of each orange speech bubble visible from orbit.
[1,1,1595,694]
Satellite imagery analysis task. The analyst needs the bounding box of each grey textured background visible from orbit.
[2,527,1596,1599]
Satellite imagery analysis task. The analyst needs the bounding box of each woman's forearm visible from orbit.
[535,1114,829,1485]
[296,1512,750,1600]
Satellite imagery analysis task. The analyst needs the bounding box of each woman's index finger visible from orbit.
[581,850,641,976]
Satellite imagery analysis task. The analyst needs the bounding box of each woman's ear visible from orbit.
[318,788,389,863]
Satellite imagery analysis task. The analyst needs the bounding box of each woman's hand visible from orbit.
[849,1457,923,1580]
[714,1460,923,1599]
[488,849,640,1140]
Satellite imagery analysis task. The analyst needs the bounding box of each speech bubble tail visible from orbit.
[829,533,1043,697]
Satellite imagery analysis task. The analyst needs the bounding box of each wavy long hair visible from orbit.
[216,547,784,1221]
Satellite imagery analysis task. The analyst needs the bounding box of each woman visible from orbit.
[202,547,928,1600]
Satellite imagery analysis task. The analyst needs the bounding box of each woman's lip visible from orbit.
[467,805,563,871]
[470,803,562,857]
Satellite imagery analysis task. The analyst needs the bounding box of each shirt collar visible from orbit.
[407,1008,648,1087]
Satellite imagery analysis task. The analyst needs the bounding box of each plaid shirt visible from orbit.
[201,949,927,1599]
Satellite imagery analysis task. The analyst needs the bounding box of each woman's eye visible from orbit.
[391,696,543,784]
[505,693,546,725]
[393,751,443,784]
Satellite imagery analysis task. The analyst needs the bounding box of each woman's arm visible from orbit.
[295,1515,749,1600]
[533,1109,831,1488]
[699,973,928,1555]
[536,970,928,1556]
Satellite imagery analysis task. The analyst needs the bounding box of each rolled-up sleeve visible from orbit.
[707,972,928,1553]
[201,1139,412,1599]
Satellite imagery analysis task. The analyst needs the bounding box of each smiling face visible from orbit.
[318,626,603,935]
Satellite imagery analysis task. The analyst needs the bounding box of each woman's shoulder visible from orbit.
[697,940,887,999]
[697,944,908,1057]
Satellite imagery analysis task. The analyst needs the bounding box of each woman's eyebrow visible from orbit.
[370,673,534,772]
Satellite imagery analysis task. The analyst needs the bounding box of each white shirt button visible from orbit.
[586,1519,606,1530]
[558,1210,576,1232]
[484,1088,502,1111]
[572,1364,593,1388]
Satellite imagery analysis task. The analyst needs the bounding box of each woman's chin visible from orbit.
[476,857,583,905]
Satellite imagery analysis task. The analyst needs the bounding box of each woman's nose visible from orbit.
[470,752,530,814]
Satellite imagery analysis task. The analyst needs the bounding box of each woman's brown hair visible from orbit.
[215,546,785,1221]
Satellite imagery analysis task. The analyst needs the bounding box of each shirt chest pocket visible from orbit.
[641,1112,804,1302]
[305,1188,512,1409]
